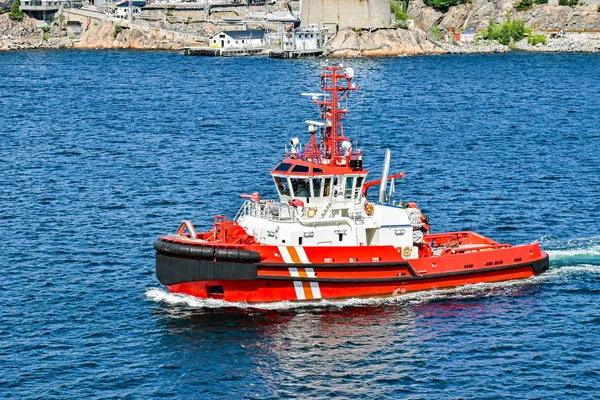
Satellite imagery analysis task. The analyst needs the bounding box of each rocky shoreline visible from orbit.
[2,10,600,55]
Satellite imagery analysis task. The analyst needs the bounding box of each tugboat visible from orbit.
[154,64,549,303]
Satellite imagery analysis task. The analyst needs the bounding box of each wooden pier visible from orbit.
[268,49,324,59]
[183,47,265,57]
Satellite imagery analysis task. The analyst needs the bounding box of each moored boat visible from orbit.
[154,64,549,303]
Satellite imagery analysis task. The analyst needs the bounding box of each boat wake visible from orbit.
[544,236,600,265]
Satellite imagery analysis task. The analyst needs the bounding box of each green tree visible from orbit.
[424,0,465,13]
[9,0,25,20]
[482,15,528,45]
[515,0,533,10]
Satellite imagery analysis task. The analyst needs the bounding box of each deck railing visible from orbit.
[235,200,299,222]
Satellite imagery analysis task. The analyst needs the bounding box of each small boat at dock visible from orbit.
[154,64,549,303]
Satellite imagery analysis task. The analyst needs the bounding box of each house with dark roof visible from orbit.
[209,30,266,49]
[115,1,146,19]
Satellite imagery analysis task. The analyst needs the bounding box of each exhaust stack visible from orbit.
[378,148,391,204]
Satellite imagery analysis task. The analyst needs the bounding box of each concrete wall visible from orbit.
[300,0,391,29]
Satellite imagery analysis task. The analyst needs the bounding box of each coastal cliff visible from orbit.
[0,14,74,50]
[327,28,445,56]
[326,27,510,56]
[74,24,184,50]
[407,0,600,31]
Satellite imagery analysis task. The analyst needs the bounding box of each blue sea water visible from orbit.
[1,50,599,399]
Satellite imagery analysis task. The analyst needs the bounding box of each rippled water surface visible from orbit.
[1,51,599,399]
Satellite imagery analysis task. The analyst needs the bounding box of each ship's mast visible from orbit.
[301,65,359,166]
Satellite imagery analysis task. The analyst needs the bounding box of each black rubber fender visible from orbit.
[154,238,259,263]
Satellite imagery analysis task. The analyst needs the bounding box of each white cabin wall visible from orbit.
[370,204,413,250]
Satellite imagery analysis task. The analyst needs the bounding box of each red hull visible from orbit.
[168,264,543,303]
[155,231,549,303]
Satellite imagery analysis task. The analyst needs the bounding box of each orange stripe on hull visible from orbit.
[287,246,302,264]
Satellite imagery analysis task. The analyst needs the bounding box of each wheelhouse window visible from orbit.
[323,177,332,197]
[312,178,322,197]
[355,176,365,199]
[291,165,310,173]
[274,162,292,172]
[290,178,310,197]
[274,176,290,196]
[344,177,355,199]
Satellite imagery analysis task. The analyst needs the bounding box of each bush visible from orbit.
[597,4,600,11]
[113,25,123,38]
[528,33,547,45]
[41,25,50,33]
[351,27,363,36]
[9,0,24,20]
[558,0,578,5]
[533,0,548,3]
[42,33,48,41]
[515,0,533,11]
[483,15,527,45]
[430,24,441,40]
[391,0,409,21]
[424,0,466,13]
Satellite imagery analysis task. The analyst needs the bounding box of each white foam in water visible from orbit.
[546,245,600,258]
[544,236,600,260]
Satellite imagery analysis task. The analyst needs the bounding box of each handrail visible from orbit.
[176,220,197,239]
[439,243,512,256]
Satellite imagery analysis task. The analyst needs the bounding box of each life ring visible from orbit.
[307,207,317,218]
[403,246,412,257]
[364,203,374,216]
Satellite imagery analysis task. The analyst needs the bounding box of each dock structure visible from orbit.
[268,49,324,59]
[183,47,265,56]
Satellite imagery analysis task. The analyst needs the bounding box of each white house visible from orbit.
[461,29,476,43]
[115,0,146,19]
[279,25,330,52]
[209,30,265,49]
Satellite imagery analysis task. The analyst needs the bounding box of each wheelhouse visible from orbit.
[271,159,367,203]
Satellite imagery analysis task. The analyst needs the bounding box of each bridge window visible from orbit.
[291,165,309,173]
[274,176,290,196]
[274,162,292,172]
[323,177,332,197]
[312,178,322,197]
[290,178,310,197]
[344,176,355,199]
[355,176,364,198]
